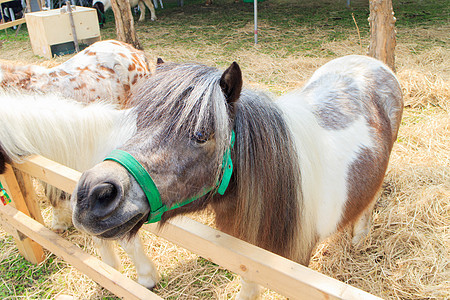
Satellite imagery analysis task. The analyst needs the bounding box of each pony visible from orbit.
[0,39,150,107]
[0,92,159,288]
[92,0,156,28]
[70,54,403,298]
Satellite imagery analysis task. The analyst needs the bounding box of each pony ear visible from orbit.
[220,62,242,105]
[156,58,164,65]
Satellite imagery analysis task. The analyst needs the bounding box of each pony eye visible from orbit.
[191,131,210,144]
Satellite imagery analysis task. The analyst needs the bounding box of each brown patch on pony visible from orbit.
[77,66,90,73]
[132,53,141,63]
[58,70,69,77]
[340,148,388,228]
[100,66,115,74]
[131,74,139,85]
[128,64,136,72]
[74,82,87,90]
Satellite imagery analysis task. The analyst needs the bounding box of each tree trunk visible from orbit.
[368,0,397,72]
[110,0,142,50]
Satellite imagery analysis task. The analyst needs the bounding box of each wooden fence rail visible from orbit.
[0,155,382,299]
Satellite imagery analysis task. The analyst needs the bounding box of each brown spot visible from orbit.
[240,265,247,272]
[132,53,141,62]
[69,77,77,82]
[131,74,139,85]
[90,88,96,92]
[118,53,127,58]
[86,50,97,56]
[77,66,90,73]
[58,70,69,76]
[49,71,57,78]
[123,84,130,92]
[100,65,115,74]
[74,82,87,90]
[128,64,136,72]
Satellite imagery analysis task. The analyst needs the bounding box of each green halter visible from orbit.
[104,131,235,223]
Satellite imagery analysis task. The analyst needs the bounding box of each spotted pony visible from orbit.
[0,39,150,108]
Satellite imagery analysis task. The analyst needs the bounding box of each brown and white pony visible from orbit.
[0,40,158,288]
[70,55,402,298]
[0,39,149,108]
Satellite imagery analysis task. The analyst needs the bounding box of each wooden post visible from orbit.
[0,165,45,264]
[110,0,142,50]
[368,0,397,72]
[66,1,80,53]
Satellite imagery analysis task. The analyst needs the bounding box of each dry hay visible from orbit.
[0,32,449,300]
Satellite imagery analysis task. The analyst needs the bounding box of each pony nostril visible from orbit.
[88,182,122,220]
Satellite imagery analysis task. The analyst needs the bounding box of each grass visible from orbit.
[0,236,63,299]
[0,0,449,299]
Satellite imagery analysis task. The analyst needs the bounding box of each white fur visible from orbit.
[0,92,159,288]
[277,99,374,240]
[0,93,136,170]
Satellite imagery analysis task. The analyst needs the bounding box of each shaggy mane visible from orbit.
[223,90,302,259]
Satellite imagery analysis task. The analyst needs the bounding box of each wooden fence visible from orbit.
[0,155,382,299]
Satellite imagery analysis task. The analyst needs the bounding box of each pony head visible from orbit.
[71,62,242,239]
[92,1,106,28]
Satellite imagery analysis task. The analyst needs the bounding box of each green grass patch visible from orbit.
[0,237,64,299]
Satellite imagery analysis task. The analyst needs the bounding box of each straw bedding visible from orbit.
[0,30,448,300]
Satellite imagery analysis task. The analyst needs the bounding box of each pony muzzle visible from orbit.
[71,161,150,238]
